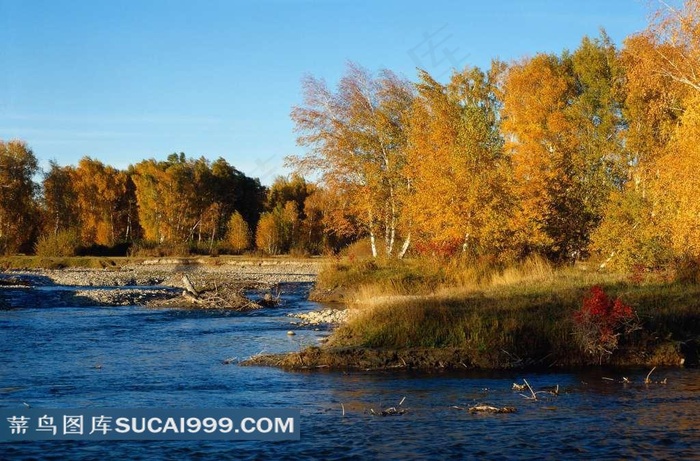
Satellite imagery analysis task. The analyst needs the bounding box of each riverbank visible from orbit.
[0,257,323,309]
[245,258,700,370]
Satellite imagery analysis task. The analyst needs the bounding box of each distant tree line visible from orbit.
[0,144,357,257]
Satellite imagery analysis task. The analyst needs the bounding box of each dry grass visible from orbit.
[315,256,699,367]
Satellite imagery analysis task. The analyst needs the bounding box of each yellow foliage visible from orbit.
[653,94,700,257]
[226,211,251,254]
[404,66,508,256]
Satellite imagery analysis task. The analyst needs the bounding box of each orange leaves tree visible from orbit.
[0,140,39,254]
[42,161,79,237]
[593,1,700,269]
[227,211,251,254]
[646,1,700,260]
[289,63,414,258]
[652,93,700,258]
[502,33,627,261]
[404,64,510,258]
[71,157,130,246]
[502,53,573,257]
[132,154,265,249]
[132,154,204,244]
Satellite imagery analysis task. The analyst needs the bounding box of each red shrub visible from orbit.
[573,286,638,361]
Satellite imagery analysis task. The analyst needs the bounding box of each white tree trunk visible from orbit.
[397,233,411,259]
[369,208,378,258]
[370,230,378,258]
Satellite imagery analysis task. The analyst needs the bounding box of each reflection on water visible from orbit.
[0,283,698,459]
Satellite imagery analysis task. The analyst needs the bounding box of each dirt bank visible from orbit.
[242,343,690,371]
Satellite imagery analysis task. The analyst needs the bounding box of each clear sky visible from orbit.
[1,0,650,185]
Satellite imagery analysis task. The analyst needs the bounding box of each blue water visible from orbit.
[1,283,698,460]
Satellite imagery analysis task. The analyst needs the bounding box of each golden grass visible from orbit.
[315,256,698,367]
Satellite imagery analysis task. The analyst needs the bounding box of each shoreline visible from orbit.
[242,344,694,372]
[3,257,698,371]
[0,258,323,309]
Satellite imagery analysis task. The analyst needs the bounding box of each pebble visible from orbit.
[289,308,350,326]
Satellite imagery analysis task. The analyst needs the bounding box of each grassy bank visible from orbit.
[250,257,700,370]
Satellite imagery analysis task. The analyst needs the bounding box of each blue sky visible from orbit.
[1,0,650,184]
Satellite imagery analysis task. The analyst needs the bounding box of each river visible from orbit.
[1,282,698,459]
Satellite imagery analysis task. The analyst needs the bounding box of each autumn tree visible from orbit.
[255,212,282,255]
[644,0,700,259]
[593,1,700,268]
[0,140,39,254]
[590,187,672,269]
[653,94,700,257]
[132,154,203,244]
[132,154,265,250]
[404,64,509,258]
[41,161,79,236]
[590,34,686,268]
[71,157,129,246]
[645,0,700,93]
[501,33,626,261]
[227,211,251,254]
[289,62,414,258]
[267,174,313,214]
[502,53,571,257]
[299,186,357,254]
[208,157,265,239]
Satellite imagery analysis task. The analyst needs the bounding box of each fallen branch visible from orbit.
[182,274,199,297]
[519,379,538,400]
[602,369,667,385]
[464,404,517,414]
[182,291,204,304]
[516,379,559,399]
[370,396,407,417]
[370,407,405,417]
[645,366,657,384]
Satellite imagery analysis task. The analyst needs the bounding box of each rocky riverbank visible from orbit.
[0,259,323,309]
[288,308,352,326]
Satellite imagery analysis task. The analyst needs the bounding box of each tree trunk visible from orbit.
[368,208,378,258]
[462,233,470,254]
[370,230,378,258]
[397,233,411,259]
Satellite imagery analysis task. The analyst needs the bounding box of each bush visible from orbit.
[573,286,639,362]
[34,230,81,257]
[672,257,700,284]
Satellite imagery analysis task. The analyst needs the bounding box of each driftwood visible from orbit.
[515,379,559,400]
[602,367,667,385]
[258,285,282,307]
[370,407,406,417]
[462,405,517,414]
[173,274,262,310]
[182,291,204,304]
[370,396,406,417]
[182,274,199,297]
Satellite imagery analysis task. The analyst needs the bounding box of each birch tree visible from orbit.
[404,64,509,258]
[289,62,414,258]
